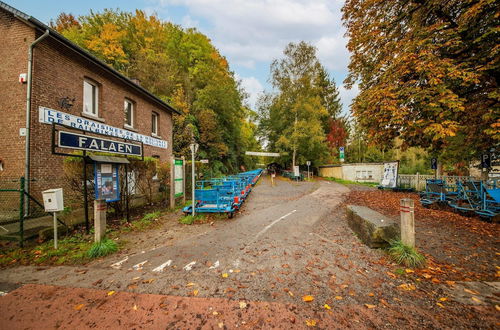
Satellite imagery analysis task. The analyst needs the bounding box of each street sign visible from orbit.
[431,158,438,170]
[481,153,491,169]
[200,159,209,164]
[339,147,345,162]
[306,161,311,166]
[58,131,142,156]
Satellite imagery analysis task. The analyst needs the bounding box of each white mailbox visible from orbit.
[42,188,64,212]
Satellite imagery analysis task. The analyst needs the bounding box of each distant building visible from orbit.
[318,163,385,183]
[0,2,180,201]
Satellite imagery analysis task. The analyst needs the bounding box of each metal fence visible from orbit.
[397,174,477,191]
[0,176,62,247]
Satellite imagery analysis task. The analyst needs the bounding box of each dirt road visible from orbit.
[0,176,497,329]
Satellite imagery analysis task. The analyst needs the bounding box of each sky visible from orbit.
[6,0,358,113]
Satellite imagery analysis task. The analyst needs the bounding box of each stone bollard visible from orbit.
[94,199,106,242]
[400,198,415,247]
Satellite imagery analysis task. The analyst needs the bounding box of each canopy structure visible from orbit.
[245,151,280,157]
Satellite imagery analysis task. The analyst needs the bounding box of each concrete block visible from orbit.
[346,205,400,248]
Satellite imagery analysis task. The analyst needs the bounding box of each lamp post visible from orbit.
[190,143,199,216]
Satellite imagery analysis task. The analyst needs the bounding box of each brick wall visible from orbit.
[0,10,174,203]
[0,8,34,178]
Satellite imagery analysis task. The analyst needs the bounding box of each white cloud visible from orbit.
[237,75,264,109]
[338,83,359,116]
[151,0,357,112]
[181,14,199,28]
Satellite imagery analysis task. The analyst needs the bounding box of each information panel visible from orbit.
[94,163,120,202]
[174,159,184,198]
[380,161,399,188]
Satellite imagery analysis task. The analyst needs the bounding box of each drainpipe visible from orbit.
[24,29,49,213]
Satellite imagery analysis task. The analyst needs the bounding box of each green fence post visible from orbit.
[19,176,25,248]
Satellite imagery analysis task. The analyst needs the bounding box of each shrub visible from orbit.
[387,240,426,268]
[87,238,118,258]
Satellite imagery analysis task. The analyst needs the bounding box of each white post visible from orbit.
[400,198,415,247]
[192,151,195,217]
[190,143,198,217]
[53,212,58,249]
[94,199,106,242]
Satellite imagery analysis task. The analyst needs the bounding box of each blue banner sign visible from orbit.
[58,131,142,156]
[39,106,167,149]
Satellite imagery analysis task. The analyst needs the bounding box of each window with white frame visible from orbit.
[152,112,159,135]
[83,80,99,116]
[124,99,134,127]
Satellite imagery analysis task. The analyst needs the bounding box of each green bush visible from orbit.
[387,240,426,268]
[87,238,118,258]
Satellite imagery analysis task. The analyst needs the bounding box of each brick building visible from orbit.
[0,2,179,203]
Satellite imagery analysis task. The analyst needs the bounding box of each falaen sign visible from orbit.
[58,131,142,156]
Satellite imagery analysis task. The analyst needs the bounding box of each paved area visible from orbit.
[0,176,498,329]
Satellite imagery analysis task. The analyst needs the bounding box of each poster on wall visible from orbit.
[380,161,399,188]
[174,159,184,198]
[94,163,120,202]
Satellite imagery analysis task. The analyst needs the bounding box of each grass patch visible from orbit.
[387,240,426,268]
[87,238,118,258]
[0,233,96,267]
[128,211,162,231]
[324,177,379,188]
[179,214,206,225]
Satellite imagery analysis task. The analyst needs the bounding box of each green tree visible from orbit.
[53,9,259,174]
[260,41,342,168]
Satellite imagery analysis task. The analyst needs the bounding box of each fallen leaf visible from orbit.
[324,304,331,310]
[132,304,138,311]
[495,305,500,311]
[222,273,229,278]
[186,282,196,287]
[234,269,241,273]
[218,322,224,328]
[439,297,448,302]
[398,283,416,291]
[212,311,219,316]
[305,319,317,327]
[74,304,85,311]
[107,291,115,296]
[288,291,294,297]
[445,281,455,286]
[471,297,482,303]
[193,290,199,296]
[302,295,314,302]
[334,296,343,300]
[405,269,414,273]
[464,288,479,295]
[431,278,440,284]
[368,292,375,297]
[386,272,396,278]
[365,304,376,309]
[436,302,445,308]
[422,274,432,279]
[239,301,247,309]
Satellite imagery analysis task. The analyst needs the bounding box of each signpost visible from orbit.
[431,157,438,179]
[339,147,345,162]
[190,143,199,216]
[306,161,311,180]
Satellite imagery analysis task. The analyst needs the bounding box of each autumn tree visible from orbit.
[53,9,259,174]
[342,0,499,165]
[259,41,342,167]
